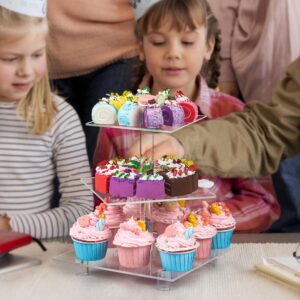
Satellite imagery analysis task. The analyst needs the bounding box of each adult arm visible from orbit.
[127,58,300,177]
[173,58,300,177]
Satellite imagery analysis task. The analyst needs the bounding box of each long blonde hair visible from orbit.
[0,7,57,134]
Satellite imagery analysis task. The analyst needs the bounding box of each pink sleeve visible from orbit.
[225,178,280,232]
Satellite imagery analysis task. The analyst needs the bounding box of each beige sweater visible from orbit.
[47,0,138,79]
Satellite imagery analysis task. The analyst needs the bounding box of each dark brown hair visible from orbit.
[134,0,221,89]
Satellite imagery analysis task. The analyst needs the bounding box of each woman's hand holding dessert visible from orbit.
[126,133,185,159]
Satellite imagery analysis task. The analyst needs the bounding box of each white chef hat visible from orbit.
[0,0,46,18]
[131,0,161,20]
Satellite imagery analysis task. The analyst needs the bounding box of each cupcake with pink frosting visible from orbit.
[113,217,155,268]
[151,202,187,235]
[104,205,126,248]
[188,211,217,259]
[203,201,236,249]
[156,222,199,272]
[70,204,112,261]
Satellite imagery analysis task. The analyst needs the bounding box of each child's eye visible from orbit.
[182,41,194,46]
[152,41,165,46]
[1,57,18,62]
[33,52,44,59]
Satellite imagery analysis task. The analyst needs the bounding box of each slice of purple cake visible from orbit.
[136,173,165,200]
[161,101,185,126]
[109,171,138,197]
[143,106,164,129]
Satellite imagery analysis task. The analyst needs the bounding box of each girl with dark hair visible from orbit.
[95,0,279,232]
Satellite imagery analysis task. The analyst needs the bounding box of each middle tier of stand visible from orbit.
[81,177,216,206]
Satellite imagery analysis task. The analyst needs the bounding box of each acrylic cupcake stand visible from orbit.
[55,117,230,290]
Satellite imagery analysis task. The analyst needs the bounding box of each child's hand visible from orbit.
[0,215,11,230]
[126,133,185,159]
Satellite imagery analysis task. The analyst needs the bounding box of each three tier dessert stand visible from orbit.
[54,116,229,290]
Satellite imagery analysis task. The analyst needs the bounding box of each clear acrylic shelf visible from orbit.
[81,177,216,206]
[86,115,207,134]
[53,247,228,283]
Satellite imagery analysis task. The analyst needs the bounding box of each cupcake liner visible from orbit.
[159,249,196,272]
[108,227,119,248]
[212,229,234,249]
[73,239,108,261]
[117,244,152,268]
[195,238,212,259]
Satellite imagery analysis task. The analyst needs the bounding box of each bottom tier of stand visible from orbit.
[53,247,228,287]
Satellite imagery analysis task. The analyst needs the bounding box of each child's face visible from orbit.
[0,25,47,102]
[139,17,214,96]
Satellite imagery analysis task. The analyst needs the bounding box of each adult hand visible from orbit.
[126,133,185,159]
[0,215,11,230]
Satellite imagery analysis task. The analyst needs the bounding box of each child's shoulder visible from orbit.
[198,77,244,118]
[52,94,81,118]
[208,89,244,118]
[53,94,75,112]
[51,94,81,127]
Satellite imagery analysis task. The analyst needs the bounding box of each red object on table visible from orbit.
[0,230,32,254]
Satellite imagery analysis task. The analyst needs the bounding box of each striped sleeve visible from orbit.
[9,97,93,239]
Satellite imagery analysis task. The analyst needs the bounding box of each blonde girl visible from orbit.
[0,3,93,238]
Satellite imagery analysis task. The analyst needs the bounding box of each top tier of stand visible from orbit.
[86,115,207,134]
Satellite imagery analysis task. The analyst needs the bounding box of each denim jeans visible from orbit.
[269,152,300,232]
[51,57,138,166]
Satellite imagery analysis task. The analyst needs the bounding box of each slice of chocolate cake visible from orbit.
[163,167,198,196]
